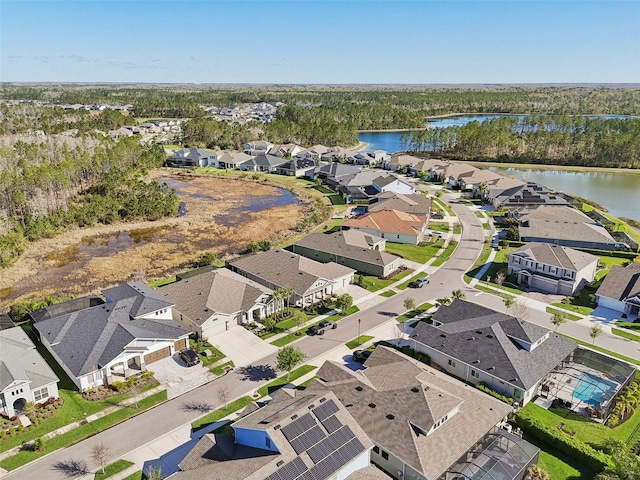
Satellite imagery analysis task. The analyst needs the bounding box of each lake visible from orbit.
[358,115,640,223]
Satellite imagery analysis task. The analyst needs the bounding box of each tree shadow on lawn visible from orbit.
[237,364,277,382]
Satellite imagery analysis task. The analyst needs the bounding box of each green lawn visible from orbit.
[398,273,428,290]
[453,224,462,234]
[429,222,449,233]
[474,211,486,219]
[346,335,374,349]
[321,217,346,234]
[95,460,134,480]
[122,471,144,480]
[432,197,456,216]
[431,240,458,267]
[358,268,413,292]
[596,255,630,281]
[551,290,595,316]
[209,361,235,375]
[524,434,595,480]
[612,327,640,343]
[191,396,254,432]
[313,185,334,194]
[398,303,434,323]
[257,365,317,397]
[479,280,523,295]
[379,290,396,297]
[189,339,225,366]
[148,276,177,288]
[545,307,581,322]
[466,246,514,284]
[386,239,444,264]
[269,306,361,347]
[474,284,516,301]
[464,242,493,284]
[0,391,167,471]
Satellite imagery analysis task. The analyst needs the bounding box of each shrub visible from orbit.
[110,381,127,392]
[476,382,514,405]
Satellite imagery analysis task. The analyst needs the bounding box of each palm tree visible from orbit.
[590,324,603,344]
[503,297,514,314]
[451,289,466,300]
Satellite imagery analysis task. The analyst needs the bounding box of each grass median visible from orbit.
[346,335,374,349]
[95,460,134,480]
[257,365,317,397]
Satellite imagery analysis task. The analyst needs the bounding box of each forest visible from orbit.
[402,115,640,168]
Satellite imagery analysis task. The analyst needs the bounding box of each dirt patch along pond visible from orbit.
[0,172,309,309]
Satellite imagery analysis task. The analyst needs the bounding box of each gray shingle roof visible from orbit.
[34,296,189,377]
[511,242,598,271]
[494,182,570,207]
[0,327,59,391]
[596,263,640,302]
[308,346,511,479]
[228,250,354,297]
[411,300,576,390]
[292,231,400,269]
[157,269,272,326]
[369,192,432,216]
[102,282,174,318]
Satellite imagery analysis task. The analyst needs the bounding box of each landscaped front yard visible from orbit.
[386,239,444,264]
[357,268,413,292]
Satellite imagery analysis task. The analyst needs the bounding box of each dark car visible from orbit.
[179,348,201,367]
[408,277,430,288]
[352,349,372,363]
[310,325,327,335]
[318,320,337,330]
[431,212,444,219]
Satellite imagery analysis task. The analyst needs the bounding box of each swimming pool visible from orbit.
[572,373,618,406]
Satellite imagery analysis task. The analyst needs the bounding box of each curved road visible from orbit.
[6,191,639,479]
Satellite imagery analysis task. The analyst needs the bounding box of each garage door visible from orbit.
[174,338,187,351]
[144,347,171,365]
[202,321,228,340]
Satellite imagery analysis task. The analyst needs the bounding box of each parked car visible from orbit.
[408,277,430,288]
[318,320,337,330]
[179,348,201,367]
[431,212,444,219]
[352,349,372,363]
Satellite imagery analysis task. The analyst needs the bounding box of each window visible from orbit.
[381,450,389,461]
[33,387,49,402]
[448,359,456,368]
[471,369,480,379]
[373,446,380,454]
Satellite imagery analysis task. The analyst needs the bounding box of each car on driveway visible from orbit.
[408,277,430,288]
[179,348,201,367]
[352,349,372,363]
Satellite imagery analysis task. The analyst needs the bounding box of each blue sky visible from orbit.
[1,1,639,84]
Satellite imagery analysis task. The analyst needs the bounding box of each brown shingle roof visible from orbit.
[511,242,598,271]
[369,192,432,216]
[343,209,426,236]
[596,263,640,302]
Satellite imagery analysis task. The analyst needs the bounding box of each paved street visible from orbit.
[6,190,640,480]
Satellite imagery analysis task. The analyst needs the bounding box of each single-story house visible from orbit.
[353,150,389,165]
[0,327,60,418]
[368,192,432,217]
[490,182,570,209]
[244,140,274,155]
[267,143,304,158]
[166,147,218,168]
[381,154,423,171]
[313,162,362,184]
[290,230,404,278]
[307,346,538,480]
[456,168,503,193]
[508,242,599,295]
[408,159,450,179]
[295,145,332,160]
[276,158,321,177]
[157,268,280,339]
[171,390,374,480]
[227,249,354,307]
[596,263,640,319]
[342,209,429,245]
[371,175,415,195]
[33,283,190,392]
[438,163,479,188]
[239,153,289,172]
[515,205,617,251]
[215,151,254,169]
[410,300,577,406]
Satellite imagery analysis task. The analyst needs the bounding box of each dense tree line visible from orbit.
[182,117,253,150]
[0,137,178,267]
[403,115,640,168]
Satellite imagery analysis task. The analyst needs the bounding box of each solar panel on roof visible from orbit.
[306,425,357,464]
[281,413,316,441]
[320,415,342,434]
[264,456,308,480]
[312,400,339,421]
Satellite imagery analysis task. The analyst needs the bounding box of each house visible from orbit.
[368,192,432,217]
[307,346,538,480]
[320,147,359,163]
[227,249,354,307]
[508,243,599,295]
[0,314,15,330]
[410,300,577,405]
[333,171,387,203]
[438,163,479,188]
[275,158,321,177]
[312,162,362,184]
[342,209,428,245]
[515,205,617,251]
[408,159,450,180]
[267,143,304,158]
[490,182,570,209]
[33,283,190,392]
[171,390,374,480]
[0,327,60,418]
[244,140,275,155]
[381,154,423,171]
[290,230,404,278]
[355,150,390,166]
[215,151,254,169]
[371,175,415,195]
[456,168,503,193]
[167,148,217,168]
[240,153,289,172]
[295,145,332,160]
[157,268,280,339]
[596,263,640,319]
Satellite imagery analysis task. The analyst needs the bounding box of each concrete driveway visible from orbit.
[147,355,216,399]
[209,326,278,367]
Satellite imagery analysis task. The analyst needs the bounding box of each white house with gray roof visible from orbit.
[508,242,598,295]
[291,230,404,277]
[227,249,354,307]
[240,153,289,172]
[410,300,577,406]
[0,327,59,417]
[308,346,538,480]
[34,283,190,392]
[157,268,280,339]
[596,263,640,319]
[371,175,415,195]
[167,148,218,168]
